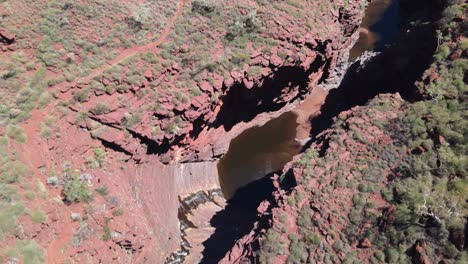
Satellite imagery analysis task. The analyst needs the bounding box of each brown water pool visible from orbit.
[217,112,302,199]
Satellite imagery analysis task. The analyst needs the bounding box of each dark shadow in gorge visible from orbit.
[210,44,327,132]
[308,0,444,142]
[199,173,275,264]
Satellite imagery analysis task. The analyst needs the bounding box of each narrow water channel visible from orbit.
[217,0,401,200]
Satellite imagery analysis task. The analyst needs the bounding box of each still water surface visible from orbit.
[217,112,302,199]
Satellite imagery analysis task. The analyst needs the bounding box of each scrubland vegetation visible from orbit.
[0,135,46,262]
[0,1,184,260]
[0,0,177,127]
[380,3,467,261]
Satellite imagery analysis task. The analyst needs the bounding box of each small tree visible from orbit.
[192,0,216,16]
[127,4,150,31]
[72,88,90,103]
[226,10,261,41]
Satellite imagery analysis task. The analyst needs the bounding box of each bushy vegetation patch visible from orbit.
[5,240,45,264]
[63,172,93,203]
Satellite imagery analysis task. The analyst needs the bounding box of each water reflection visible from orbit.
[217,112,302,199]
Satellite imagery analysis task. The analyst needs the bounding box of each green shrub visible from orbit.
[226,11,261,41]
[127,4,150,30]
[0,184,20,203]
[1,161,29,183]
[434,45,451,61]
[141,52,158,64]
[0,202,25,235]
[2,65,18,80]
[385,248,400,263]
[72,89,90,103]
[95,186,108,196]
[260,229,286,256]
[6,125,27,143]
[443,242,460,259]
[332,240,344,252]
[307,232,321,245]
[348,209,361,225]
[94,148,106,167]
[442,4,463,21]
[89,103,110,115]
[85,148,107,169]
[24,191,36,201]
[121,112,142,128]
[63,174,93,203]
[36,92,53,108]
[39,123,52,139]
[64,71,76,82]
[297,207,312,227]
[454,251,467,264]
[374,251,385,262]
[30,209,47,224]
[287,195,295,207]
[102,226,111,241]
[112,209,123,216]
[288,239,306,263]
[352,194,365,207]
[5,240,45,264]
[192,0,216,16]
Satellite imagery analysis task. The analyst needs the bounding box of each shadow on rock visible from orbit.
[199,175,275,263]
[211,46,327,132]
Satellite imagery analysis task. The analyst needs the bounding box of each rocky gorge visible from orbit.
[0,0,465,263]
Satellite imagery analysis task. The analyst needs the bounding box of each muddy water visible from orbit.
[349,0,400,61]
[217,111,302,199]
